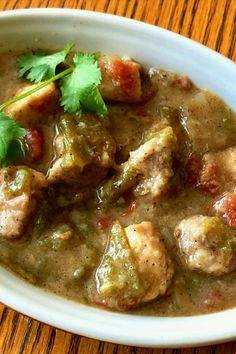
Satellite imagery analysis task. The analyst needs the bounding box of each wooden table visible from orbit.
[0,0,235,353]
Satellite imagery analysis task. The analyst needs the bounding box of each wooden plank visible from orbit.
[0,0,235,353]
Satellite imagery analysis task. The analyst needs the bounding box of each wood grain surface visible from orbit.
[0,0,235,353]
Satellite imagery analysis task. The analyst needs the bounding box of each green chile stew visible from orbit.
[0,48,236,316]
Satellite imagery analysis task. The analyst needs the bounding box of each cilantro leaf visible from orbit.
[60,53,107,116]
[0,113,26,167]
[17,43,74,83]
[4,46,108,117]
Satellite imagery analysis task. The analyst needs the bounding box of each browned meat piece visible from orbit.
[48,158,108,188]
[4,83,60,126]
[174,215,236,276]
[130,126,177,197]
[199,147,236,194]
[97,127,177,206]
[125,221,173,302]
[0,167,47,239]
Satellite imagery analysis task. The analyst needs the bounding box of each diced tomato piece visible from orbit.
[227,195,236,229]
[203,289,223,311]
[185,152,202,185]
[135,106,148,117]
[94,297,138,311]
[97,215,112,231]
[109,60,137,96]
[210,193,236,229]
[200,162,220,194]
[186,153,221,195]
[172,76,193,90]
[25,127,44,162]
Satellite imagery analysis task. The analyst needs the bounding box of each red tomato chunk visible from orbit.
[210,193,236,229]
[97,216,112,231]
[25,127,44,162]
[185,152,202,185]
[109,60,138,97]
[203,289,223,311]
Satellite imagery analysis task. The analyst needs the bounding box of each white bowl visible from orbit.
[0,8,236,348]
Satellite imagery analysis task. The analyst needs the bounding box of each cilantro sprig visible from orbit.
[0,113,26,167]
[17,43,74,83]
[60,53,107,115]
[0,44,108,116]
[15,44,107,116]
[0,44,108,167]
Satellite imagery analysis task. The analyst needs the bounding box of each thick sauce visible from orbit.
[0,51,236,316]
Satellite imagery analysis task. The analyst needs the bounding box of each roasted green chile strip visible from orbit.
[96,220,144,299]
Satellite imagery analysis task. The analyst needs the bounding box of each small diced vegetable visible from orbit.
[98,56,142,103]
[210,193,236,229]
[185,152,202,185]
[199,147,236,194]
[25,127,44,162]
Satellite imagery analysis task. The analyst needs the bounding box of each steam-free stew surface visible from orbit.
[1,51,236,316]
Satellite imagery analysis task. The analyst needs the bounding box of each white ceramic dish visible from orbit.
[0,8,236,348]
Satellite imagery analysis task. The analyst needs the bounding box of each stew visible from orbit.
[0,48,236,316]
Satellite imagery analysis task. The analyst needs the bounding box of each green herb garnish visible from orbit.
[15,44,107,116]
[17,43,74,83]
[0,112,26,167]
[0,44,108,167]
[60,53,107,115]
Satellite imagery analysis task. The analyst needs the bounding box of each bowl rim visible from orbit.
[0,8,236,348]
